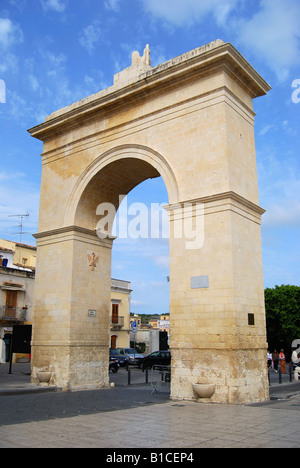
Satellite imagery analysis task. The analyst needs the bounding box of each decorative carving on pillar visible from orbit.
[88,252,99,271]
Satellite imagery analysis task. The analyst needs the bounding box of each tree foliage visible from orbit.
[265,285,300,352]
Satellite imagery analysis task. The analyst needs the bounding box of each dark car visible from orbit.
[115,348,144,366]
[109,358,119,373]
[109,348,130,367]
[141,350,171,370]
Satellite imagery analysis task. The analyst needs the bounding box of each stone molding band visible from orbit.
[34,225,115,248]
[166,191,265,225]
[34,190,265,247]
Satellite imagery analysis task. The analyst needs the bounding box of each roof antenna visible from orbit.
[8,213,30,244]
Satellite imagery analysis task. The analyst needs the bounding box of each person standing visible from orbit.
[279,349,286,374]
[272,349,279,372]
[291,347,300,367]
[267,350,272,369]
[291,346,300,380]
[0,332,6,364]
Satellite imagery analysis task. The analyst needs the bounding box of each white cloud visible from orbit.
[0,171,26,181]
[263,202,300,229]
[0,18,23,50]
[8,0,27,12]
[45,51,67,68]
[28,74,39,92]
[258,148,300,229]
[153,255,169,268]
[79,23,102,55]
[142,0,300,81]
[0,18,23,74]
[142,0,241,27]
[104,0,120,12]
[83,72,108,94]
[259,124,274,136]
[131,299,149,307]
[0,52,18,74]
[5,89,29,120]
[236,0,300,81]
[40,0,67,13]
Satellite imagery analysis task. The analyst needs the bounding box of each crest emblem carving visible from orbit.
[88,252,99,271]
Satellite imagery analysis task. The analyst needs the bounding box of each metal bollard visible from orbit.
[128,369,131,385]
[278,366,282,384]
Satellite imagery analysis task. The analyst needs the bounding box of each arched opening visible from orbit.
[74,157,160,231]
[72,146,175,307]
[111,177,170,318]
[66,144,180,230]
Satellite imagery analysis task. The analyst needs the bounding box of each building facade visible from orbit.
[0,240,37,270]
[0,243,36,362]
[0,240,132,360]
[110,278,132,349]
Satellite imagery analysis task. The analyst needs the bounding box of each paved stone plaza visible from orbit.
[0,364,299,448]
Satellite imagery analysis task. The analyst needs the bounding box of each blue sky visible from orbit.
[0,0,299,315]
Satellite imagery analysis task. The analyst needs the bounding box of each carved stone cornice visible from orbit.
[28,41,271,142]
[34,225,116,248]
[165,191,265,225]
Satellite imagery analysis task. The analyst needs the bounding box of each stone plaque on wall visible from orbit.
[191,276,209,289]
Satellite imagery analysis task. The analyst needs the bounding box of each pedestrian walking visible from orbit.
[279,349,286,374]
[267,350,272,369]
[291,346,300,380]
[0,331,6,364]
[291,346,300,368]
[0,339,6,364]
[272,349,279,372]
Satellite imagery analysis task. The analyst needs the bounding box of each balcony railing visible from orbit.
[110,315,125,329]
[0,306,27,322]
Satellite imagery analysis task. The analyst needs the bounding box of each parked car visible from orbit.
[115,348,144,366]
[109,348,130,367]
[109,358,119,374]
[141,350,171,370]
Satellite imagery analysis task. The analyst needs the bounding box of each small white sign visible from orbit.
[88,310,96,317]
[157,320,170,330]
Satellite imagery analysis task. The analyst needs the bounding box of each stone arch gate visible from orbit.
[29,40,271,404]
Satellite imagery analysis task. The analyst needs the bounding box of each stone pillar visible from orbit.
[31,226,113,391]
[167,192,269,404]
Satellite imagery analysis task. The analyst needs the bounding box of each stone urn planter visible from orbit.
[36,371,52,387]
[192,383,215,401]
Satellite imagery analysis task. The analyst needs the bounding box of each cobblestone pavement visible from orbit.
[0,363,300,448]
